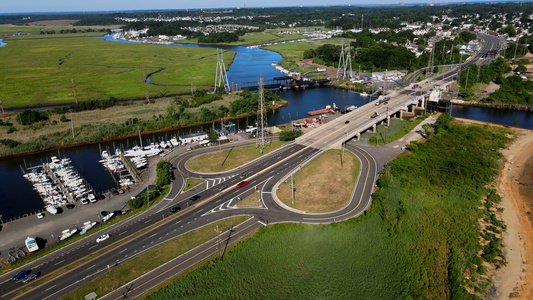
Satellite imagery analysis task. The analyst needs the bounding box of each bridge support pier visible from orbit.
[355,133,360,141]
[385,116,390,126]
[370,124,377,133]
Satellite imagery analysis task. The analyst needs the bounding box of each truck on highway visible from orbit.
[371,112,380,118]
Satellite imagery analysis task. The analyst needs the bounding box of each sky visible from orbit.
[2,0,500,14]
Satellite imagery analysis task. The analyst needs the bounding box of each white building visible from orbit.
[179,132,208,144]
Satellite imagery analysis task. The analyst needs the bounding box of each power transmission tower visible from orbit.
[256,75,269,150]
[336,40,353,80]
[215,49,230,92]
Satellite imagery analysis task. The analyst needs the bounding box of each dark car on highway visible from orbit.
[22,273,38,283]
[12,270,28,281]
[168,206,182,214]
[190,195,200,201]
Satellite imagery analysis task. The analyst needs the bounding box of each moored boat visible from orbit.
[25,237,39,252]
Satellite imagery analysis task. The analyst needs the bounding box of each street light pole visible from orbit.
[291,173,295,207]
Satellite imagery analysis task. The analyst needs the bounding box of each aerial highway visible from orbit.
[0,31,502,299]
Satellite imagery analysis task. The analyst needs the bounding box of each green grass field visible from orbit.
[143,220,404,299]
[186,141,287,173]
[0,34,234,108]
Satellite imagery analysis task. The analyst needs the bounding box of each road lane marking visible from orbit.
[149,233,157,238]
[119,248,128,254]
[89,244,98,250]
[45,285,57,291]
[54,260,64,266]
[87,264,96,270]
[119,231,127,235]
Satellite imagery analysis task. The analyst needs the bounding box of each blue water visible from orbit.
[450,105,533,128]
[0,38,6,47]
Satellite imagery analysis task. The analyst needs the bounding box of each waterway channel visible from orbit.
[0,34,531,221]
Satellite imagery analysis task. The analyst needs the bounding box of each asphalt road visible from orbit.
[0,31,502,300]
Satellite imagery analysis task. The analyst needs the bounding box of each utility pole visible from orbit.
[291,173,295,206]
[215,225,222,259]
[71,79,78,105]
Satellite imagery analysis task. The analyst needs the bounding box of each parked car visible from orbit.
[482,90,487,93]
[101,211,109,217]
[22,273,38,283]
[190,195,201,201]
[168,206,181,214]
[37,213,44,219]
[66,204,75,209]
[96,194,105,200]
[12,270,28,281]
[237,181,249,188]
[96,234,110,243]
[80,198,89,205]
[218,184,227,191]
[345,120,350,124]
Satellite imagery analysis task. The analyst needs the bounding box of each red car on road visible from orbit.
[237,181,249,188]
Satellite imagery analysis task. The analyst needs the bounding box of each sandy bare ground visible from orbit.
[457,118,533,299]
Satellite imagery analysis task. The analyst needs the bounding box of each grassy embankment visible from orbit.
[186,141,287,173]
[183,178,205,191]
[277,149,359,213]
[368,113,430,145]
[57,216,250,300]
[0,93,249,158]
[0,33,234,108]
[142,115,511,299]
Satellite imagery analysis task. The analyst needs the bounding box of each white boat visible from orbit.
[25,237,39,252]
[59,228,77,241]
[79,221,97,234]
[245,126,257,133]
[360,92,368,97]
[46,205,58,215]
[102,212,115,222]
[170,138,179,147]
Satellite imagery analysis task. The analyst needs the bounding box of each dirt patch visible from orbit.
[27,20,80,26]
[277,149,359,213]
[491,126,533,299]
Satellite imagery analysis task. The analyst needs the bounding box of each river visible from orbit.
[0,34,531,221]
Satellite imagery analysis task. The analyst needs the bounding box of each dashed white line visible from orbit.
[149,233,157,238]
[119,248,128,254]
[45,285,57,291]
[89,244,98,250]
[119,231,127,236]
[144,220,151,223]
[87,264,96,270]
[54,260,65,266]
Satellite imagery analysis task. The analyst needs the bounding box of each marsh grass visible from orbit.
[0,34,234,108]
